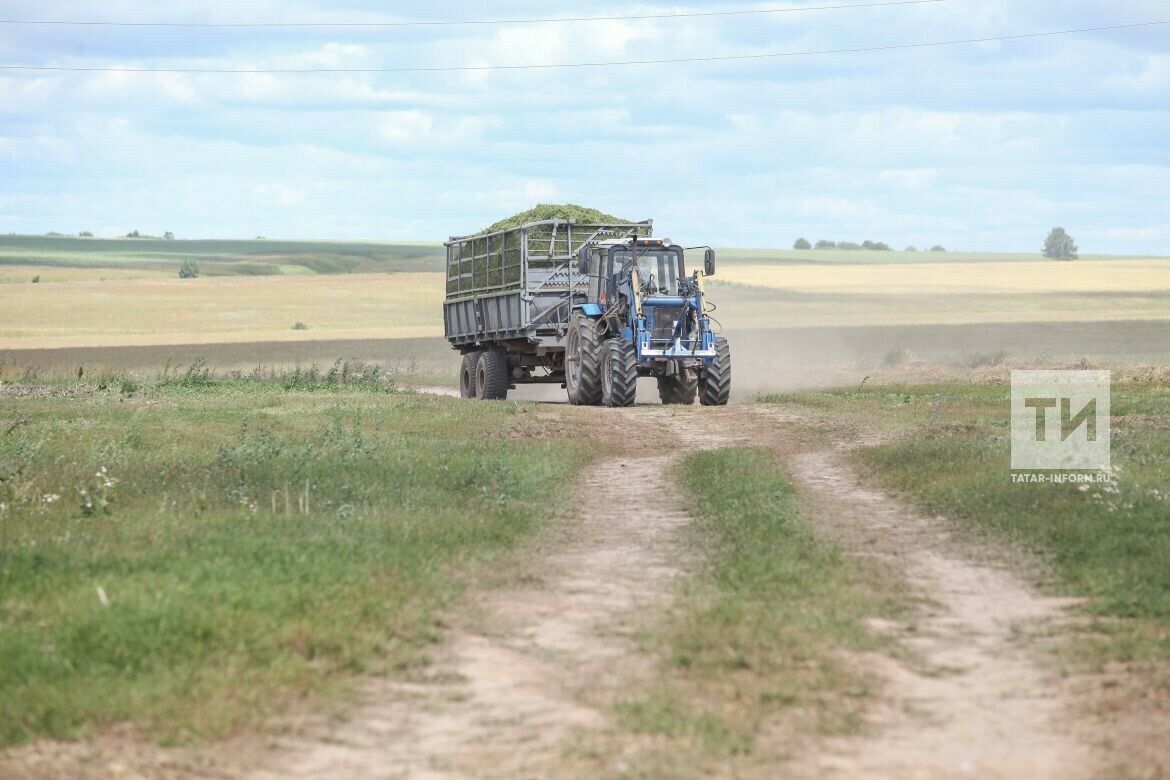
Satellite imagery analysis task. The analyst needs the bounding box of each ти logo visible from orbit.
[1011,370,1110,471]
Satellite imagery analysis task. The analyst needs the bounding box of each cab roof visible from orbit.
[593,237,673,247]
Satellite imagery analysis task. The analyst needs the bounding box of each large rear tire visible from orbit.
[565,313,603,405]
[459,350,483,398]
[476,350,509,401]
[699,337,731,406]
[602,338,638,407]
[657,372,697,405]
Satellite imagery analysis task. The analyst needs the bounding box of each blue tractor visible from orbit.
[566,236,730,406]
[443,218,730,405]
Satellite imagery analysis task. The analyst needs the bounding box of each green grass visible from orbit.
[0,235,444,277]
[0,377,594,747]
[763,378,1170,664]
[612,448,898,773]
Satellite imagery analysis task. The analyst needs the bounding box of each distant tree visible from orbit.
[79,231,93,237]
[793,237,812,250]
[904,245,918,252]
[838,241,861,250]
[862,240,877,250]
[1043,227,1078,261]
[861,240,892,251]
[255,236,267,240]
[164,231,175,240]
[126,230,140,238]
[814,240,836,250]
[178,260,200,279]
[45,231,66,237]
[930,245,947,252]
[292,322,309,331]
[31,275,40,283]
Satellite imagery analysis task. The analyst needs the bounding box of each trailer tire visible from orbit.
[657,372,697,405]
[476,350,509,401]
[602,338,638,407]
[699,337,731,406]
[460,350,483,398]
[566,313,603,405]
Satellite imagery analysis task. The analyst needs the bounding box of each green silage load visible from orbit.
[477,203,636,235]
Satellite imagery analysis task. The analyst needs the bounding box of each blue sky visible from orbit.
[1,1,1168,252]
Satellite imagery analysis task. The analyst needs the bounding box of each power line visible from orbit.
[1,20,1165,75]
[0,0,948,29]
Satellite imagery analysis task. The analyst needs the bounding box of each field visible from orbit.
[1,273,442,349]
[0,374,594,747]
[2,234,1168,386]
[2,234,1170,778]
[0,235,443,277]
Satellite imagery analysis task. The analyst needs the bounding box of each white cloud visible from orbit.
[523,181,558,202]
[252,184,306,207]
[378,110,500,145]
[878,169,941,189]
[1103,54,1170,95]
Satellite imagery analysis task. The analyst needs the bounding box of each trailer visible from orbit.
[444,218,730,405]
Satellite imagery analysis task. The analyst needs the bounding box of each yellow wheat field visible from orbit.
[0,272,443,349]
[716,259,1170,295]
[3,258,1169,350]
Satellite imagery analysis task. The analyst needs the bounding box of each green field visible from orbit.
[0,235,444,278]
[0,374,595,747]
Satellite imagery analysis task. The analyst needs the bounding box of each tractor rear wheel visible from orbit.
[566,313,603,405]
[602,338,638,407]
[699,337,731,406]
[476,350,509,400]
[657,372,697,405]
[459,350,483,398]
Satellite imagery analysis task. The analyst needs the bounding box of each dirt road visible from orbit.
[240,403,1093,778]
[2,401,1101,779]
[777,427,1094,779]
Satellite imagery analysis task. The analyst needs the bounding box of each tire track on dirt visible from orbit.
[753,407,1098,779]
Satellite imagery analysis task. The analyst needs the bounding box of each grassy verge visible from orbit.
[0,376,593,747]
[611,447,899,776]
[762,378,1170,672]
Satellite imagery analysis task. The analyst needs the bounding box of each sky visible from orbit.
[0,0,1168,252]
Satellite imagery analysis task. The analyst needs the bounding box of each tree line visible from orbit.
[791,228,1080,259]
[792,237,946,252]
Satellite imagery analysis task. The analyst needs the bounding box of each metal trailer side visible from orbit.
[443,220,651,357]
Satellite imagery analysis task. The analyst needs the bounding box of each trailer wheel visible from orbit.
[476,350,509,401]
[699,337,731,406]
[460,350,483,398]
[566,313,603,405]
[657,372,697,405]
[602,338,638,407]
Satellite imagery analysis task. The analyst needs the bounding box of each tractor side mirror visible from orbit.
[703,248,716,276]
[577,247,590,275]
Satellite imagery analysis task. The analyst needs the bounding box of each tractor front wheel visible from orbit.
[602,338,638,407]
[699,337,731,406]
[566,313,604,405]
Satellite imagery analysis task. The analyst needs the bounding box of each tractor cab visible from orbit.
[581,238,687,306]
